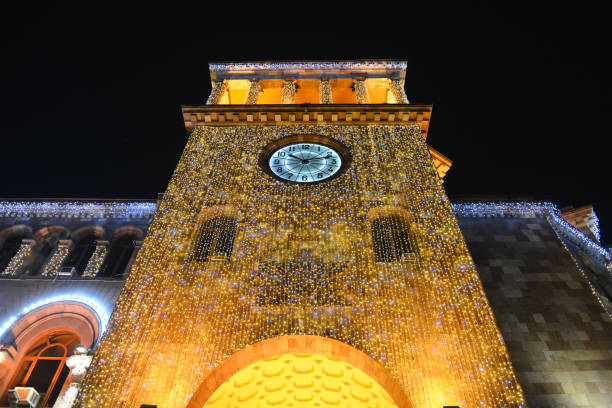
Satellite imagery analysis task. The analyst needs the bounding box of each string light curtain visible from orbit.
[205,80,227,105]
[319,78,333,104]
[243,79,261,105]
[389,79,410,104]
[2,239,34,276]
[78,124,525,408]
[353,79,371,104]
[281,79,297,104]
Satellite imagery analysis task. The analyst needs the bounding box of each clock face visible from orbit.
[268,142,343,183]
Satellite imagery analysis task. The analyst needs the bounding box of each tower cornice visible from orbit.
[182,103,432,137]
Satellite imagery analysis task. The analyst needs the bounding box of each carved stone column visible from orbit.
[2,239,34,276]
[52,346,93,408]
[206,80,228,105]
[319,77,333,104]
[281,79,297,104]
[41,240,72,277]
[389,78,409,104]
[244,79,262,104]
[353,78,371,104]
[82,240,109,278]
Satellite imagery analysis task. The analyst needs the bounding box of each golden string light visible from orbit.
[2,239,34,276]
[243,79,261,105]
[319,78,333,104]
[389,79,409,104]
[82,243,108,278]
[41,240,71,276]
[78,124,526,408]
[206,80,227,105]
[281,79,297,104]
[353,79,371,104]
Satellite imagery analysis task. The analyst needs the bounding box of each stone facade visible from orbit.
[459,216,612,408]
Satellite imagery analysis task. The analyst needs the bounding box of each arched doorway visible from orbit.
[187,335,413,408]
[0,299,103,407]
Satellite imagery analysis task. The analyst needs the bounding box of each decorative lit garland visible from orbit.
[210,61,407,73]
[41,240,72,277]
[452,201,611,267]
[281,79,297,104]
[1,239,34,276]
[243,79,261,104]
[82,243,108,278]
[0,294,110,342]
[389,79,409,104]
[319,78,333,104]
[0,201,156,219]
[549,220,612,317]
[353,79,371,104]
[79,124,526,408]
[206,80,227,105]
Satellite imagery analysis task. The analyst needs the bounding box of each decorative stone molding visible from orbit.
[52,348,93,408]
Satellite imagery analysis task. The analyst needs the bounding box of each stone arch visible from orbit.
[186,335,413,408]
[99,226,144,277]
[63,226,105,275]
[24,226,71,275]
[0,300,102,401]
[112,225,144,240]
[0,224,32,248]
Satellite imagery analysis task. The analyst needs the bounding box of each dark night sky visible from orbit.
[1,5,610,244]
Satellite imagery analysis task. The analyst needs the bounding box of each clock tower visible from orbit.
[78,61,526,408]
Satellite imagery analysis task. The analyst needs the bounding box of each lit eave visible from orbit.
[181,103,431,137]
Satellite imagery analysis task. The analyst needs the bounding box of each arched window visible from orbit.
[4,331,79,407]
[0,226,32,272]
[61,227,103,276]
[25,227,69,275]
[191,216,237,261]
[371,214,413,262]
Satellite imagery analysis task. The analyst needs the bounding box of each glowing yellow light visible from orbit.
[204,353,398,408]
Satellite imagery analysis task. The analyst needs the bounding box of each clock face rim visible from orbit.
[260,135,352,184]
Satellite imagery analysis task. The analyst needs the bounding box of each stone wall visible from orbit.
[459,217,612,408]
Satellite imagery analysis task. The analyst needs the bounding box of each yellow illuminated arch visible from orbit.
[187,335,412,408]
[204,352,399,408]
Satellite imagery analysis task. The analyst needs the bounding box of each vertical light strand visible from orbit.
[243,79,261,104]
[77,124,525,408]
[319,77,333,104]
[41,239,72,276]
[206,80,228,105]
[2,239,34,276]
[353,78,371,104]
[281,79,297,104]
[388,78,409,104]
[82,241,109,278]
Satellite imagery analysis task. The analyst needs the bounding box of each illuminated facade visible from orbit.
[0,61,610,408]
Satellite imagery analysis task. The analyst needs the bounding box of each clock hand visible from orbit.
[288,154,303,160]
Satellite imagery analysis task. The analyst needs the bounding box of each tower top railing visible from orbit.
[205,60,410,105]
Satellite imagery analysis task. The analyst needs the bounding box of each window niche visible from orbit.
[370,210,416,263]
[189,206,240,263]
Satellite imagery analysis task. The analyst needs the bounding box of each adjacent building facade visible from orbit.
[0,61,610,408]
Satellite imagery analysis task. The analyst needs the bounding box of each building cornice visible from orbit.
[181,103,432,137]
